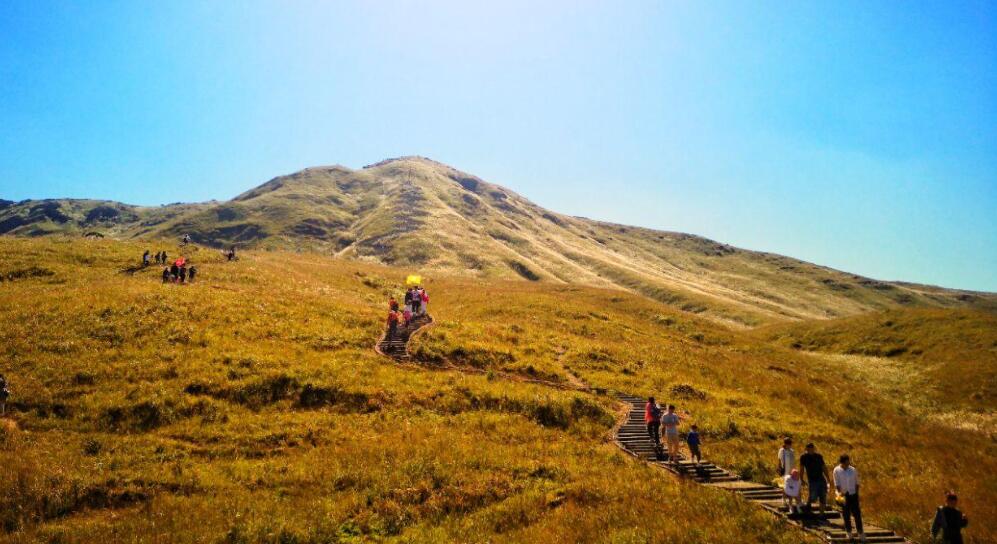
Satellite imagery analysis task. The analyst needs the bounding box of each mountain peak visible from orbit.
[2,159,993,325]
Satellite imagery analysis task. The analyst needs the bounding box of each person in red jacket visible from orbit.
[386,310,400,338]
[645,397,662,446]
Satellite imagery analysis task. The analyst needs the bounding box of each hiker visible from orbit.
[932,491,968,544]
[162,251,168,265]
[410,286,422,315]
[661,404,683,464]
[686,424,702,463]
[0,374,8,416]
[418,287,429,315]
[142,250,150,267]
[154,251,160,264]
[778,437,795,477]
[162,267,171,283]
[404,288,413,312]
[833,454,865,542]
[784,469,803,515]
[170,261,180,283]
[800,442,831,516]
[387,310,400,338]
[181,234,191,245]
[188,265,197,283]
[178,265,187,284]
[389,295,399,312]
[227,246,237,261]
[402,306,413,325]
[644,397,662,446]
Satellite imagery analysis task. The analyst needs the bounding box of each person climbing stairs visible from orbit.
[615,395,910,543]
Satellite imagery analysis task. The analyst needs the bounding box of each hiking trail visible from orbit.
[615,395,911,543]
[372,319,912,543]
[376,313,433,359]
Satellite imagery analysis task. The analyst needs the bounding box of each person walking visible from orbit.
[178,265,187,284]
[418,287,429,316]
[661,404,683,464]
[833,455,865,542]
[389,295,399,312]
[410,286,422,316]
[800,442,831,516]
[170,261,179,283]
[187,265,197,283]
[143,250,151,267]
[932,492,968,544]
[644,397,662,447]
[686,424,702,464]
[784,469,803,515]
[0,374,9,416]
[778,437,796,477]
[387,310,400,339]
[162,251,168,265]
[162,267,171,283]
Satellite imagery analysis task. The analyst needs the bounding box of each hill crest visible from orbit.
[1,156,994,325]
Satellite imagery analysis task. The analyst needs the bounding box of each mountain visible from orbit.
[2,156,994,325]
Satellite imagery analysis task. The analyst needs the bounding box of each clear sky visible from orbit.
[1,1,995,291]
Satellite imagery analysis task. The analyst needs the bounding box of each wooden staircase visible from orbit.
[615,395,910,543]
[376,313,432,359]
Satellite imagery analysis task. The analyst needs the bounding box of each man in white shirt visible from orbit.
[777,437,795,476]
[833,454,865,542]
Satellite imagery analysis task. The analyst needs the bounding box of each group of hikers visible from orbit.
[645,398,970,543]
[161,255,197,284]
[385,285,430,337]
[144,249,198,283]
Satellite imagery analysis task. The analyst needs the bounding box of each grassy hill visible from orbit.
[0,238,993,543]
[2,157,994,327]
[754,309,997,415]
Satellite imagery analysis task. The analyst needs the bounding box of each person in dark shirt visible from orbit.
[162,267,171,284]
[686,424,702,463]
[800,443,831,516]
[932,492,968,544]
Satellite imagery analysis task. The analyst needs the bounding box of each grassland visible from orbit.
[0,237,993,543]
[4,157,993,329]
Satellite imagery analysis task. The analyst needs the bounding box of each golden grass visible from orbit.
[0,237,993,543]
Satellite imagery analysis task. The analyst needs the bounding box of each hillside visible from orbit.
[0,238,993,543]
[754,309,997,414]
[2,157,994,327]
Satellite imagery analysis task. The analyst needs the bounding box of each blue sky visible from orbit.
[1,1,994,291]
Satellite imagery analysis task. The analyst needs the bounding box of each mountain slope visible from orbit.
[2,156,993,325]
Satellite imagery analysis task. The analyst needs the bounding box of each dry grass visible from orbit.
[0,237,807,544]
[0,237,993,543]
[4,157,994,329]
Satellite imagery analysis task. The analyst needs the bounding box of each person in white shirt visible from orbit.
[777,437,795,476]
[783,469,803,514]
[833,454,865,542]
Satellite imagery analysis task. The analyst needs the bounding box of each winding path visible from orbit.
[373,320,912,543]
[376,312,433,359]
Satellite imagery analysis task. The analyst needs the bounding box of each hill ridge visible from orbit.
[2,156,994,325]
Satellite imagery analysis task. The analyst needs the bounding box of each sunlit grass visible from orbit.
[0,237,992,543]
